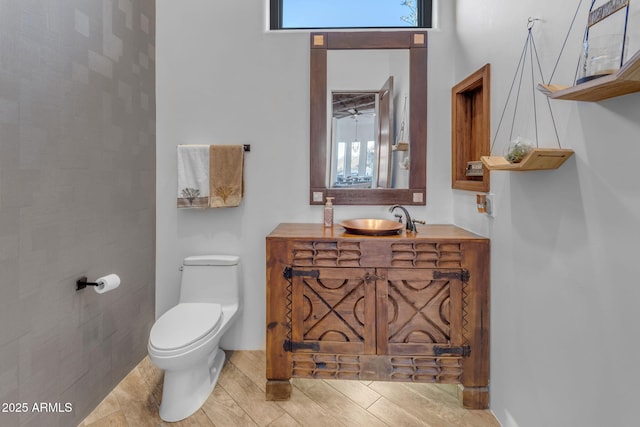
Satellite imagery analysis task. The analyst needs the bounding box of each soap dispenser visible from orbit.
[323,197,335,227]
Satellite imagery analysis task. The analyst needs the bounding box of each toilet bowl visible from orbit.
[148,255,241,422]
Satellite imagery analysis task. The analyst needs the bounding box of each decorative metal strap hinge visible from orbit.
[433,269,470,282]
[433,345,471,357]
[283,339,320,352]
[283,267,320,280]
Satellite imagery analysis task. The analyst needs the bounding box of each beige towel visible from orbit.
[209,145,244,207]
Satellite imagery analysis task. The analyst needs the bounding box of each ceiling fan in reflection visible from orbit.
[347,108,375,119]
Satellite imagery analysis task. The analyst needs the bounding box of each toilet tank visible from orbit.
[179,255,240,305]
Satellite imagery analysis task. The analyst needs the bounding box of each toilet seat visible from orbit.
[149,303,222,355]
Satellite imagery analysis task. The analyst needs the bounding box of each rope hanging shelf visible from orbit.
[481,148,574,170]
[393,96,409,152]
[538,0,640,101]
[539,50,640,101]
[481,18,574,172]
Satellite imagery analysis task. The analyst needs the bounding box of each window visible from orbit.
[332,139,377,188]
[270,0,433,30]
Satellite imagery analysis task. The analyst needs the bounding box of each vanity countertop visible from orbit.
[267,222,488,242]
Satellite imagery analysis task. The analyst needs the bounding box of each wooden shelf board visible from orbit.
[538,50,640,102]
[480,148,574,171]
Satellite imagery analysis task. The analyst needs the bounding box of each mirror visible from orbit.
[310,31,427,205]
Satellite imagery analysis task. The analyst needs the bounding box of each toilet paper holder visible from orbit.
[76,276,100,291]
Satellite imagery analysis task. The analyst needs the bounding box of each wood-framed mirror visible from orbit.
[310,31,427,205]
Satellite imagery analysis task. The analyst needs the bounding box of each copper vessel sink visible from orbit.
[339,218,404,236]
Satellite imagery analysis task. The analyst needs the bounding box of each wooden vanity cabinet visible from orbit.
[266,223,490,409]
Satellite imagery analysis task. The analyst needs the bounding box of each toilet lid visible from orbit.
[150,303,222,351]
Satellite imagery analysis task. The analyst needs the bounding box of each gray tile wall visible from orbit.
[0,1,155,425]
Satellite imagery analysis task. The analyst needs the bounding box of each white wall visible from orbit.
[158,1,640,426]
[453,1,640,426]
[156,0,455,349]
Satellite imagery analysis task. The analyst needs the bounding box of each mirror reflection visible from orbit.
[327,50,410,189]
[331,91,378,188]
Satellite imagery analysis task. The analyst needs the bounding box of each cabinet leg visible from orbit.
[461,385,489,409]
[266,380,292,401]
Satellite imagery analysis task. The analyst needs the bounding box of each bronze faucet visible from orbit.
[389,205,422,233]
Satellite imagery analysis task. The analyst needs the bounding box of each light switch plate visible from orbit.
[486,193,495,217]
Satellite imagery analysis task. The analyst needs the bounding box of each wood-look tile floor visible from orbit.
[78,350,500,427]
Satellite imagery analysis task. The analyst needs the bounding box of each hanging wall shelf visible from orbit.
[538,50,640,101]
[481,148,574,171]
[485,18,574,172]
[538,0,640,102]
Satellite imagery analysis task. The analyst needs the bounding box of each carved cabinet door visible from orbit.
[291,267,377,355]
[376,268,464,356]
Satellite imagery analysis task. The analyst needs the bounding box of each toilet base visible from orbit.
[158,348,226,422]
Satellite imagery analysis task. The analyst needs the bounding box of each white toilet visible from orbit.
[148,254,241,422]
